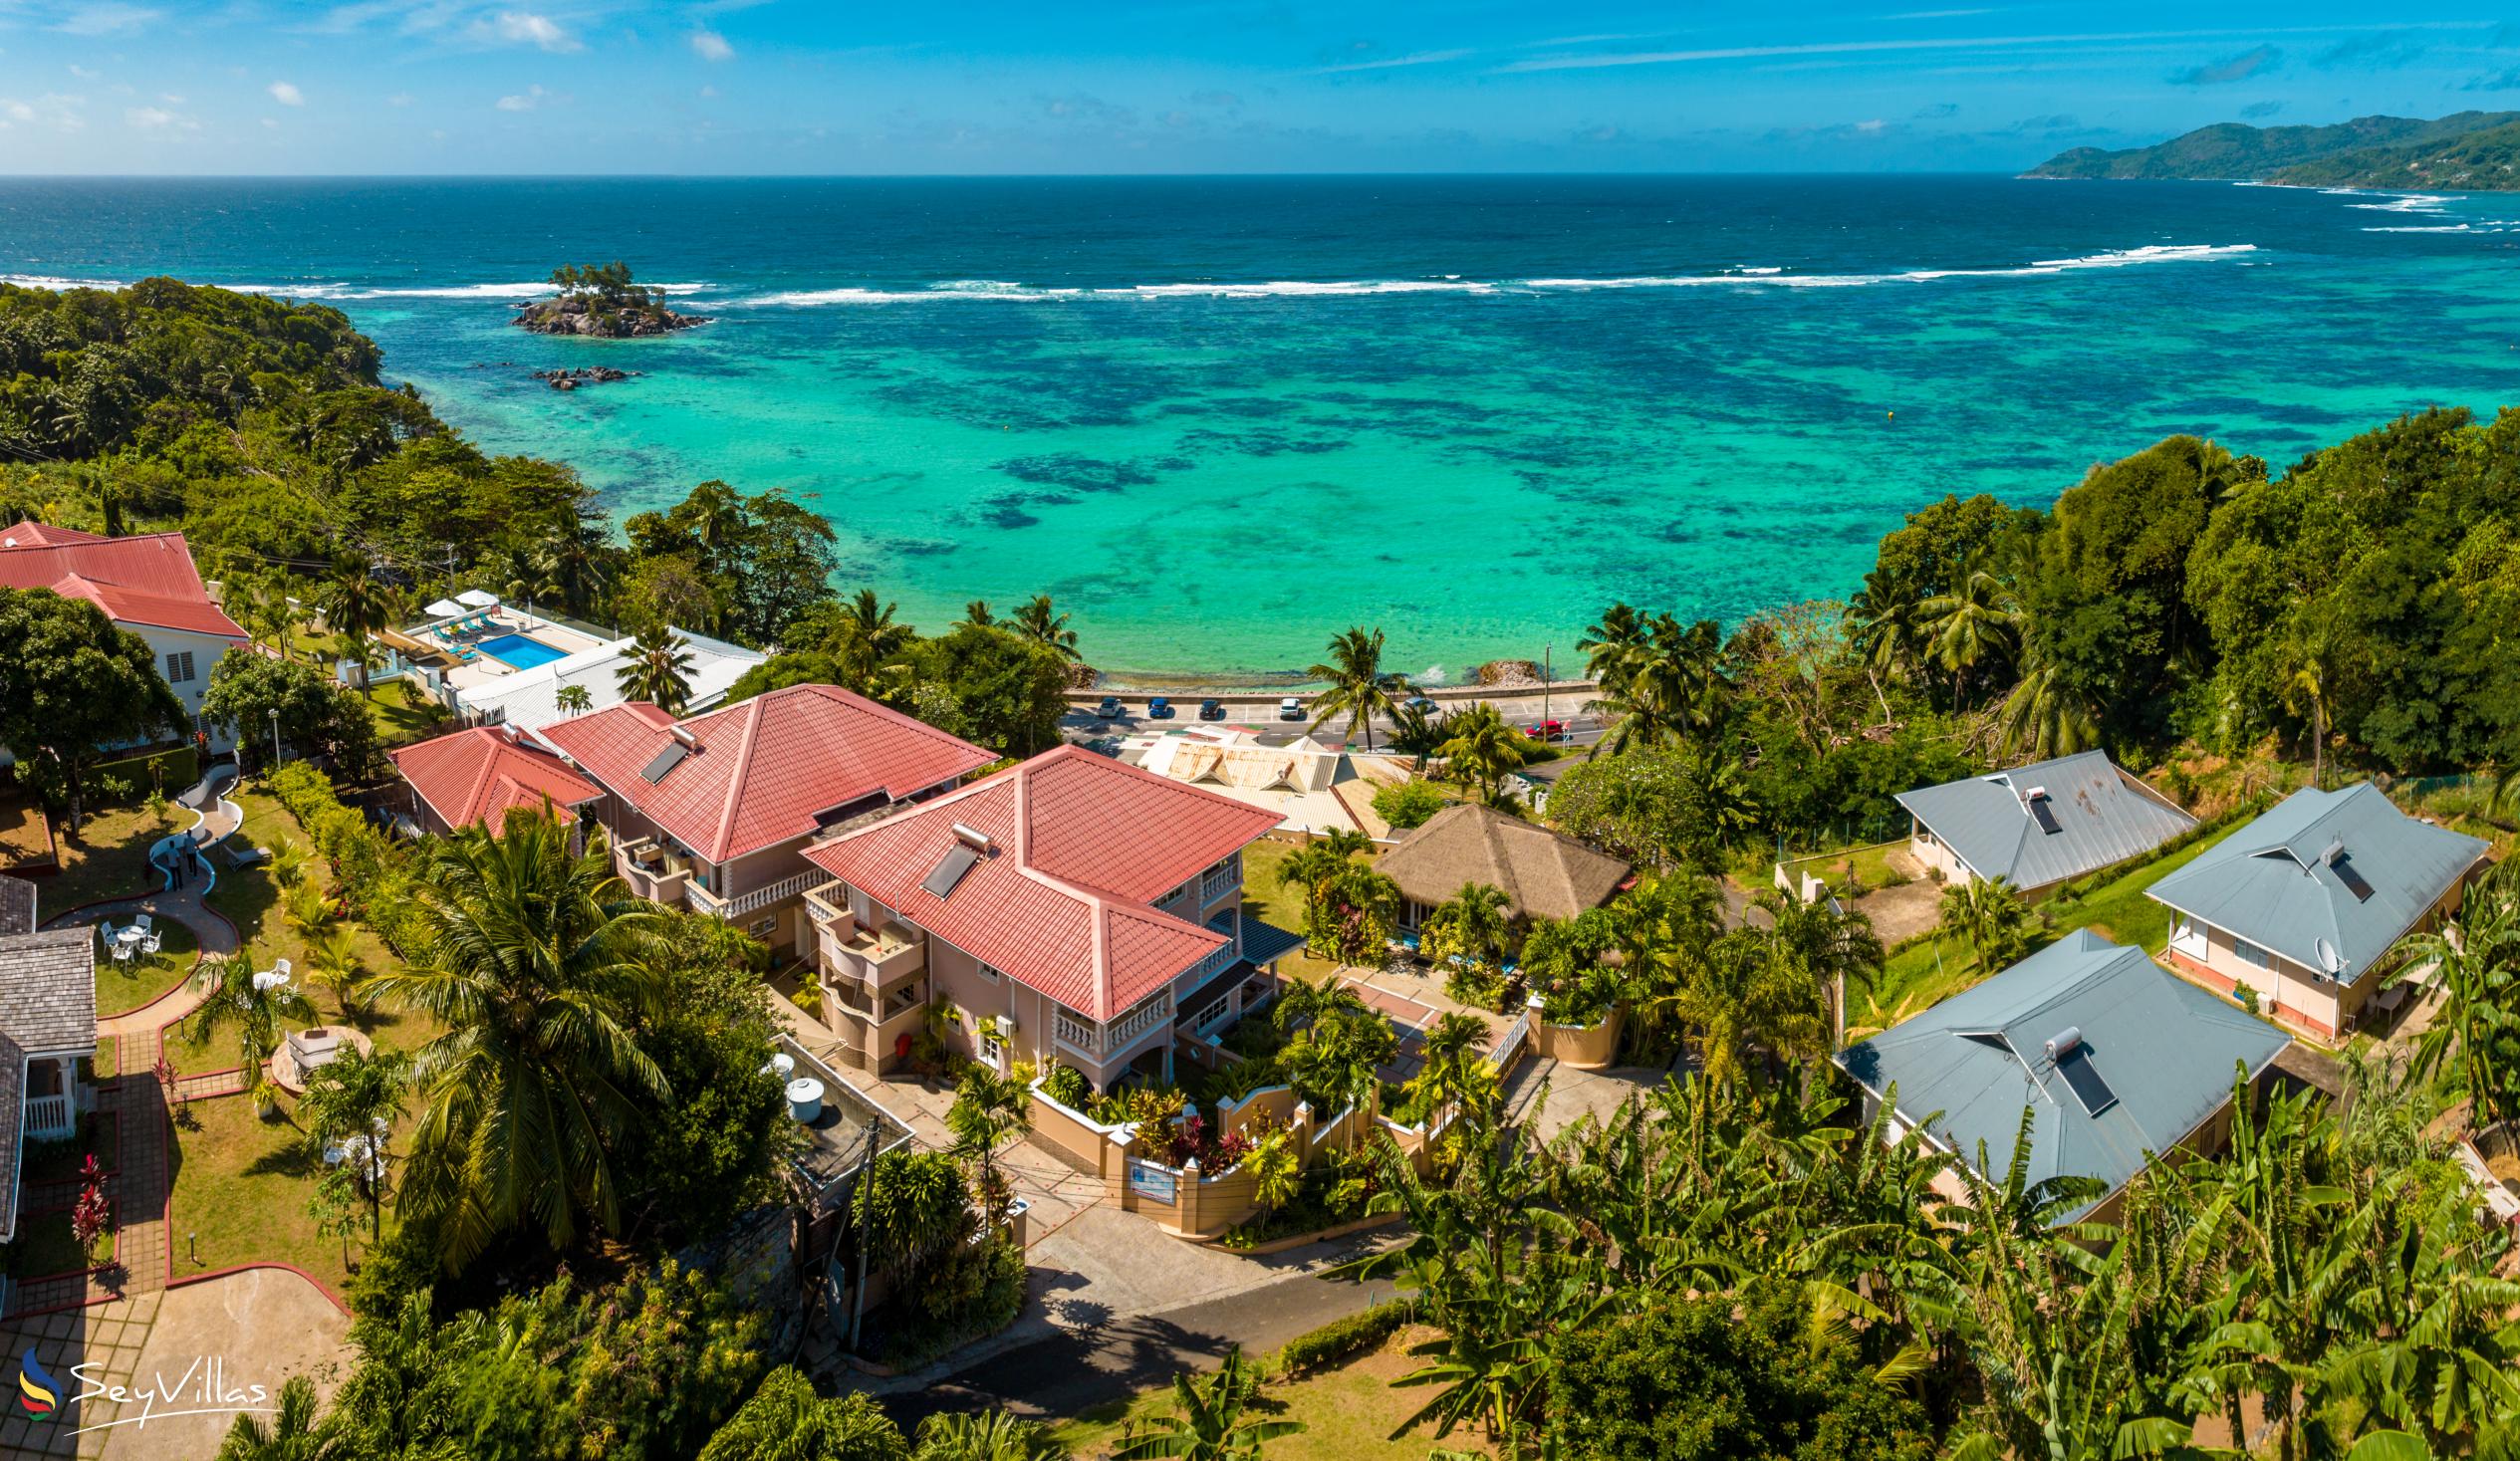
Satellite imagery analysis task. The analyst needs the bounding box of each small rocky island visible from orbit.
[511,262,710,337]
[533,365,641,391]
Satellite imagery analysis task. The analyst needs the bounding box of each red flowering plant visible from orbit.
[1163,1112,1255,1171]
[70,1154,114,1256]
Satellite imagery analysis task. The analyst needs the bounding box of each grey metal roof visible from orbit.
[1894,751,2195,890]
[1836,930,2289,1221]
[0,876,32,936]
[0,1029,23,1243]
[0,927,98,1056]
[2144,782,2486,983]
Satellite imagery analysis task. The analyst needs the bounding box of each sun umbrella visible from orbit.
[422,599,465,618]
[455,589,502,609]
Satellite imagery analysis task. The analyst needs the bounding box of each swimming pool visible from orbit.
[475,632,571,670]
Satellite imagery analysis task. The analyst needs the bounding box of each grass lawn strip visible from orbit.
[95,920,199,1018]
[1049,1325,1472,1460]
[1237,840,1353,984]
[165,1092,404,1299]
[1863,819,2253,1028]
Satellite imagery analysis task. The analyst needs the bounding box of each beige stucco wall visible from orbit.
[1908,824,1974,886]
[2166,871,2471,1040]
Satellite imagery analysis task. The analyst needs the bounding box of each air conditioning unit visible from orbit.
[994,1015,1017,1038]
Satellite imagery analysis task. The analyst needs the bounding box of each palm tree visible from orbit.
[1012,594,1082,660]
[1112,1347,1301,1461]
[552,683,595,717]
[1995,648,2102,763]
[214,1374,333,1461]
[2279,614,2339,790]
[1578,602,1650,693]
[314,559,398,691]
[1937,875,2037,972]
[183,950,317,1118]
[1401,1012,1497,1128]
[298,1044,410,1239]
[836,588,914,688]
[532,514,608,616]
[361,810,671,1268]
[1273,978,1395,1117]
[1427,881,1514,968]
[1315,826,1374,862]
[1387,699,1444,770]
[913,1410,1071,1460]
[947,1065,1034,1221]
[1845,570,1923,717]
[1915,567,2020,704]
[282,879,336,941]
[616,625,696,714]
[1434,704,1526,805]
[957,600,997,630]
[1306,625,1407,751]
[306,924,371,1026]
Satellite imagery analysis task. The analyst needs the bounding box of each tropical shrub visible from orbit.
[1276,1299,1411,1376]
[1372,779,1447,831]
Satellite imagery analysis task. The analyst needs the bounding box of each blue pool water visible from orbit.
[476,633,570,670]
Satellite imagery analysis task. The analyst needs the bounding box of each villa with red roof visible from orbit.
[0,525,249,757]
[387,725,604,838]
[536,682,998,951]
[798,744,1301,1092]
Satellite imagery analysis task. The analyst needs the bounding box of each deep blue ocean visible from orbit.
[4,174,2516,679]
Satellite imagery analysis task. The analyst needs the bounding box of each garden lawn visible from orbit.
[1779,840,1908,895]
[1238,840,1352,984]
[196,784,442,1065]
[1861,820,2253,1031]
[166,1091,388,1299]
[4,1209,112,1279]
[364,678,450,748]
[13,798,187,914]
[1050,1327,1478,1461]
[94,920,198,1018]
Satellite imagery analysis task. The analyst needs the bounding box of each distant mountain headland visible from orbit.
[2025,111,2520,190]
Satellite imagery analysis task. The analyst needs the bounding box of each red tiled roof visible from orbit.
[0,522,105,548]
[390,726,602,835]
[538,683,996,864]
[803,746,1282,1020]
[0,531,248,640]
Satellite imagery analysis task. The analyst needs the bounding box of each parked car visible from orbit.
[1198,698,1226,721]
[1278,696,1305,722]
[1401,696,1438,715]
[1525,719,1566,741]
[1147,696,1176,720]
[1095,696,1124,719]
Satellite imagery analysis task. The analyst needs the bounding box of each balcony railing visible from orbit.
[23,1093,71,1141]
[688,869,824,921]
[1200,859,1241,904]
[1054,992,1173,1061]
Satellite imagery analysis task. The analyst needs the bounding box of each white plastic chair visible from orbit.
[98,920,118,948]
[131,913,153,934]
[141,932,162,956]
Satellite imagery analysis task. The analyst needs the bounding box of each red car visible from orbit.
[1525,720,1565,741]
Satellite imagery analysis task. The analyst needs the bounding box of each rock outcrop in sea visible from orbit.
[533,365,640,391]
[511,296,709,338]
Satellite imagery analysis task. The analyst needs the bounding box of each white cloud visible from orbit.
[690,28,734,61]
[126,105,199,132]
[495,85,547,112]
[268,81,305,107]
[388,93,413,107]
[68,65,100,80]
[1,95,86,132]
[478,11,579,52]
[54,3,159,36]
[699,84,719,98]
[1311,48,1473,75]
[1855,118,1888,132]
[261,117,279,128]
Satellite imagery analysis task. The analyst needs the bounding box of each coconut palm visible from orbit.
[1937,875,2037,972]
[947,1065,1034,1220]
[835,588,914,688]
[1401,1012,1498,1128]
[183,949,317,1118]
[298,1044,410,1239]
[1273,978,1395,1116]
[1012,594,1081,660]
[361,809,671,1268]
[306,924,372,1026]
[2279,613,2340,791]
[1306,625,1408,752]
[1427,881,1515,969]
[957,599,997,630]
[913,1409,1071,1461]
[1113,1347,1301,1461]
[213,1374,334,1461]
[1434,704,1527,806]
[1915,567,2021,704]
[616,625,696,714]
[1996,648,2103,763]
[283,879,336,940]
[1577,602,1651,692]
[1584,613,1731,758]
[532,514,608,617]
[552,683,595,716]
[314,559,398,691]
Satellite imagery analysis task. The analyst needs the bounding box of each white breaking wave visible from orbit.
[223,279,713,301]
[0,273,129,290]
[743,245,2256,307]
[2347,194,2453,214]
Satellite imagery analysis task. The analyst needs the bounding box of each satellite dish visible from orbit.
[2314,937,2344,978]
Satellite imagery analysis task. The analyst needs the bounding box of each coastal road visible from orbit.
[877,1266,1388,1425]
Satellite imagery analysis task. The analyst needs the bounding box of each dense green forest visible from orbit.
[2024,109,2520,183]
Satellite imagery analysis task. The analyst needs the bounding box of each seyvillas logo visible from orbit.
[18,1348,61,1418]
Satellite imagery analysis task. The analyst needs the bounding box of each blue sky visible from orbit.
[3,1,2519,172]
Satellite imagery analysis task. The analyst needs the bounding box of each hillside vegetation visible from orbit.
[2026,109,2520,183]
